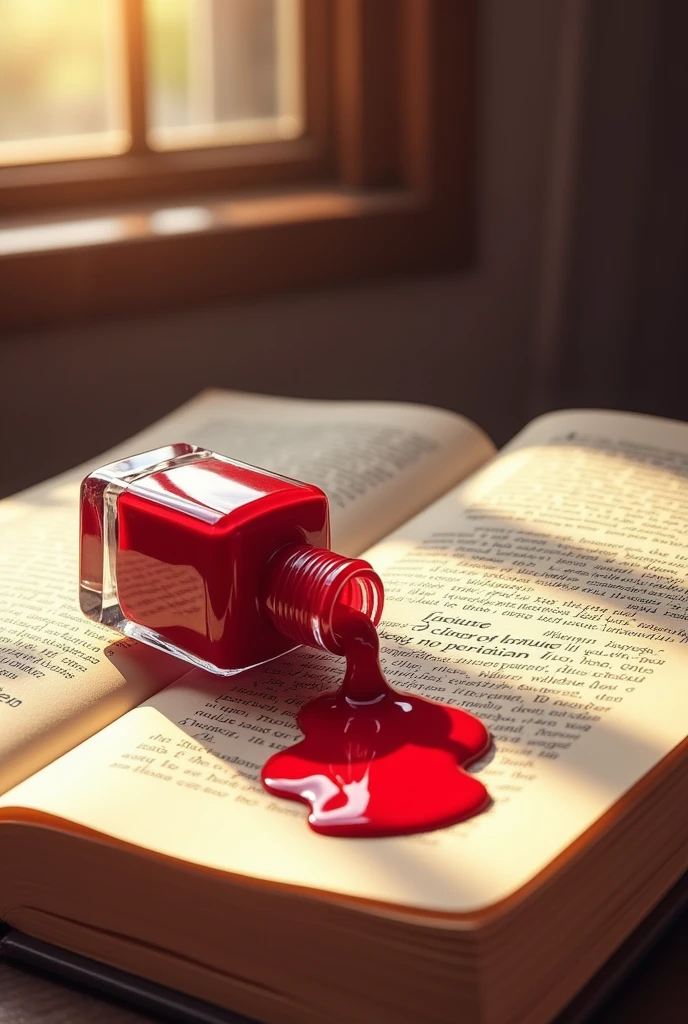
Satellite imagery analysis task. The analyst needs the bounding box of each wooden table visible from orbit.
[1,913,686,1024]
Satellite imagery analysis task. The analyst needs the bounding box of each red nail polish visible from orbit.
[79,444,384,674]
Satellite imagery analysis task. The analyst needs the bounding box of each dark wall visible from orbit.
[554,0,688,422]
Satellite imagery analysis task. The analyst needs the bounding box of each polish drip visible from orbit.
[261,609,492,838]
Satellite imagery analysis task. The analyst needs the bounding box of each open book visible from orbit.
[0,390,686,1024]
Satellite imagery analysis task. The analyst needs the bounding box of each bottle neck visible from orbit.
[263,545,384,656]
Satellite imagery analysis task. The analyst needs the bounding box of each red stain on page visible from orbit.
[261,610,491,838]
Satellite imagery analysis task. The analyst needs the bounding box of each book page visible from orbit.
[0,495,187,796]
[0,390,490,797]
[3,409,687,914]
[76,389,494,555]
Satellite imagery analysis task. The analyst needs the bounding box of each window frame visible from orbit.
[0,0,477,330]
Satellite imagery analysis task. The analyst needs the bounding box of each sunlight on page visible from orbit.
[0,685,501,911]
[1,405,686,914]
[0,390,491,804]
[369,434,688,781]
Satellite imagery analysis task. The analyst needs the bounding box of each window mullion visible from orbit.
[121,0,149,154]
[334,0,400,188]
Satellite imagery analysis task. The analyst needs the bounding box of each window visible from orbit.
[146,0,302,151]
[0,0,303,163]
[0,1,477,329]
[0,0,326,207]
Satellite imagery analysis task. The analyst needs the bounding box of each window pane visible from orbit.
[146,0,303,150]
[0,0,126,164]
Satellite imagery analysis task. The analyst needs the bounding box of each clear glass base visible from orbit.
[120,618,298,677]
[79,443,211,628]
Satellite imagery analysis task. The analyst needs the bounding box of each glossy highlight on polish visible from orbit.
[261,609,492,838]
[79,444,491,839]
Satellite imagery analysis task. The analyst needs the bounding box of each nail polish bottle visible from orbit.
[79,444,384,675]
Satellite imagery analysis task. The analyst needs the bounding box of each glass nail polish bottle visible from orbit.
[79,444,384,675]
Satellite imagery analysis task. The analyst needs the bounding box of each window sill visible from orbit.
[0,183,471,332]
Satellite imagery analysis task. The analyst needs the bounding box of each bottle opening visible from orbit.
[264,545,384,655]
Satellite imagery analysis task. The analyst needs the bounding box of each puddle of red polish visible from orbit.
[261,609,491,838]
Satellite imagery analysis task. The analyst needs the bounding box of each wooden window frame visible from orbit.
[0,0,477,331]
